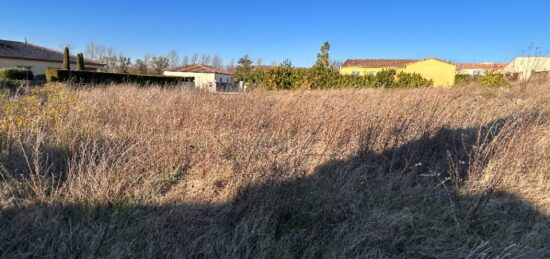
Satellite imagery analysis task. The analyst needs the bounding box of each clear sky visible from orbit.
[1,0,549,66]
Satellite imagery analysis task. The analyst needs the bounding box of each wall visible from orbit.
[504,57,550,81]
[0,58,102,76]
[164,71,216,91]
[339,67,391,76]
[214,73,233,84]
[404,59,456,87]
[458,69,486,76]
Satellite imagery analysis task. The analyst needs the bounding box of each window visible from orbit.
[369,71,377,76]
[351,71,360,76]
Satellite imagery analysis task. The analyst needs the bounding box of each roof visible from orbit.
[342,59,419,68]
[168,64,233,75]
[342,58,455,68]
[0,39,104,66]
[458,63,508,70]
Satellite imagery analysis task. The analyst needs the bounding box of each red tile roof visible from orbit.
[169,64,232,75]
[342,58,455,68]
[0,39,104,66]
[343,59,419,68]
[457,63,507,70]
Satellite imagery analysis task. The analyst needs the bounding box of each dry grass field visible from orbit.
[0,83,549,258]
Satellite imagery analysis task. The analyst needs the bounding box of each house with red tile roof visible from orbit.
[164,64,233,92]
[0,39,105,77]
[340,58,456,87]
[457,62,507,76]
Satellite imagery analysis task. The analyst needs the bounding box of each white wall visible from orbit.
[164,71,233,92]
[504,57,550,81]
[0,58,102,76]
[458,69,486,76]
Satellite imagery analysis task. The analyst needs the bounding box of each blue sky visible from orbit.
[1,0,549,66]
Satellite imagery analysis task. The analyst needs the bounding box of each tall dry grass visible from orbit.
[0,83,549,257]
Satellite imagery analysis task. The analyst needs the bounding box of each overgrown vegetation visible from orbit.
[0,82,548,257]
[62,47,70,70]
[456,73,509,87]
[76,53,85,71]
[240,43,433,90]
[0,68,34,81]
[45,68,194,85]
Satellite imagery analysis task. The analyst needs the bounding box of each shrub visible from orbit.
[455,74,481,85]
[62,47,70,70]
[245,66,434,90]
[480,73,508,87]
[45,69,194,86]
[76,53,85,71]
[395,72,433,88]
[371,69,397,88]
[0,68,34,80]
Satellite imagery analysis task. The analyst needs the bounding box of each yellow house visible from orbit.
[340,58,456,87]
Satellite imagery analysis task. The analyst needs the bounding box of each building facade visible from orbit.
[164,64,233,92]
[457,62,507,76]
[340,58,456,87]
[504,57,550,81]
[0,39,104,77]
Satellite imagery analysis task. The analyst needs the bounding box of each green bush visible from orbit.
[63,47,70,70]
[0,68,34,80]
[45,69,194,85]
[76,53,85,71]
[245,66,434,90]
[395,72,433,88]
[455,74,481,85]
[480,73,508,87]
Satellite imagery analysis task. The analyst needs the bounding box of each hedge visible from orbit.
[246,66,433,90]
[45,69,194,85]
[0,68,34,80]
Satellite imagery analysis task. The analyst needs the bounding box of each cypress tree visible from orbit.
[62,47,70,70]
[77,53,85,71]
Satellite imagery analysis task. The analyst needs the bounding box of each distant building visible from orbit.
[164,64,233,92]
[504,57,550,81]
[340,58,456,87]
[457,62,507,76]
[0,39,104,77]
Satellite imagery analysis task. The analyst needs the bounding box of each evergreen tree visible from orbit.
[62,47,71,70]
[76,53,85,71]
[235,54,253,81]
[315,41,330,68]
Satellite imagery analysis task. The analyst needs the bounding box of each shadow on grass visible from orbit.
[0,119,548,258]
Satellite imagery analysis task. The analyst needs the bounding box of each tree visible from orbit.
[201,54,211,65]
[235,54,253,81]
[62,47,70,70]
[76,53,85,71]
[116,55,132,73]
[330,60,342,71]
[315,41,331,68]
[191,53,198,65]
[212,55,223,68]
[182,55,189,66]
[167,50,180,69]
[135,59,148,74]
[151,56,169,74]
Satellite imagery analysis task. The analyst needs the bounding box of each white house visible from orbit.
[457,62,507,76]
[164,64,233,92]
[504,57,550,81]
[0,39,104,77]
